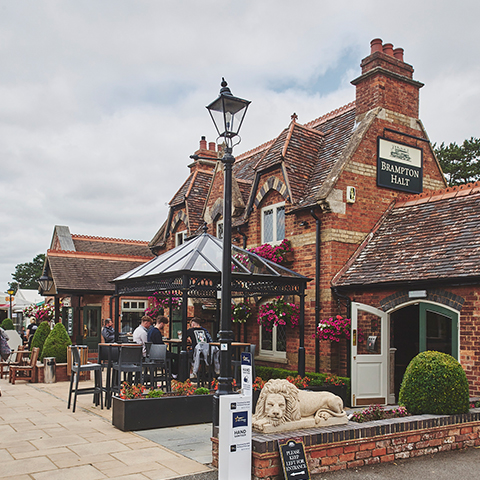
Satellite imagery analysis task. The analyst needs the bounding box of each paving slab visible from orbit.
[0,377,214,480]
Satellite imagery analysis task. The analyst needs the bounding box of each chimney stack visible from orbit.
[351,38,423,119]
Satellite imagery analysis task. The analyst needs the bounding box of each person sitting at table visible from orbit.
[101,318,115,343]
[148,316,169,344]
[132,315,153,356]
[186,317,212,350]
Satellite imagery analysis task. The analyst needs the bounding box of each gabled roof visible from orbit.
[332,182,480,288]
[45,226,153,294]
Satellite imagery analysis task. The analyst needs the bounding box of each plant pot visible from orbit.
[303,384,349,407]
[112,393,214,431]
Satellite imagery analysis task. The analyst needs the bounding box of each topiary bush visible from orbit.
[1,318,14,330]
[30,321,51,357]
[41,322,72,362]
[399,350,469,415]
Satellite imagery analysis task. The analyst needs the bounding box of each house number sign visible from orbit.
[377,137,423,194]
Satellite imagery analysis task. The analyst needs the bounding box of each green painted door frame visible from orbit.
[83,306,102,350]
[419,303,459,359]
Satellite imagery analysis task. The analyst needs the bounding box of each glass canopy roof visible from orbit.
[114,232,307,282]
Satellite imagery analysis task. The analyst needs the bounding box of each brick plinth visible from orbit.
[211,411,480,479]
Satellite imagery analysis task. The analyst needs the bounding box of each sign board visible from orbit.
[66,307,74,336]
[278,439,310,480]
[241,352,252,397]
[219,393,252,479]
[377,137,423,194]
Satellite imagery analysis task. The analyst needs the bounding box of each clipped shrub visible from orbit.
[399,351,469,415]
[41,322,72,362]
[1,318,14,330]
[31,321,51,356]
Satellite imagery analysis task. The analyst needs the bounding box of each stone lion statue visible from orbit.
[252,379,348,433]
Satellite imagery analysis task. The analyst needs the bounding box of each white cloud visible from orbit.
[0,0,479,288]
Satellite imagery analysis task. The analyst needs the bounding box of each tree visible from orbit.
[434,137,480,186]
[9,253,46,291]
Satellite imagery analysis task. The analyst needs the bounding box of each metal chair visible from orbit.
[144,344,171,391]
[67,345,103,413]
[111,345,143,397]
[98,344,120,409]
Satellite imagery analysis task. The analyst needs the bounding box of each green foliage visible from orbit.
[41,323,72,362]
[399,351,470,415]
[350,405,408,423]
[194,387,210,395]
[9,253,46,291]
[434,137,480,186]
[146,389,164,398]
[30,321,51,357]
[1,318,14,330]
[255,366,349,390]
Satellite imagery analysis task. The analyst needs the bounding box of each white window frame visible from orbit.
[261,201,285,245]
[175,230,187,246]
[216,220,224,240]
[259,323,287,361]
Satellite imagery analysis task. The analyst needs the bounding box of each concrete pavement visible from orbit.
[0,376,215,479]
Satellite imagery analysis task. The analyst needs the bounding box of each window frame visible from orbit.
[175,230,187,246]
[259,323,287,360]
[261,201,286,245]
[216,220,224,240]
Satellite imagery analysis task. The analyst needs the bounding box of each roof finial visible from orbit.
[202,223,208,234]
[291,112,298,122]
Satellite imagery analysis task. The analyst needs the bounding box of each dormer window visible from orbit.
[261,202,285,245]
[175,230,187,246]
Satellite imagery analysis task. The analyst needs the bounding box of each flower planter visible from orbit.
[304,384,349,407]
[112,393,214,431]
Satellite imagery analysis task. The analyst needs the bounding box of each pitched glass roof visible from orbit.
[114,232,307,281]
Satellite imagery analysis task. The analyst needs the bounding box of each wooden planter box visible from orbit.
[112,393,214,431]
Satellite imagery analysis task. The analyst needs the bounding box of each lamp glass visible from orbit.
[38,275,54,293]
[206,92,250,140]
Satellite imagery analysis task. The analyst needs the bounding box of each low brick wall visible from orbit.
[35,363,70,383]
[212,411,480,479]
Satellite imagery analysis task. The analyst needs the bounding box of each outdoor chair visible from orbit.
[0,345,26,379]
[98,343,120,409]
[111,345,143,398]
[67,345,103,413]
[144,344,171,391]
[9,347,40,384]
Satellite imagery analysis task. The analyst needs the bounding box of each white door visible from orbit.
[351,303,388,407]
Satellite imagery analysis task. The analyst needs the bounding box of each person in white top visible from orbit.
[132,316,153,356]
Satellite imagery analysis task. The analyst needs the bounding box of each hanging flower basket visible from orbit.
[231,302,253,323]
[257,297,300,332]
[249,239,293,265]
[144,293,182,318]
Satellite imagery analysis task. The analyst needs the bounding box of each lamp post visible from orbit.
[206,78,250,398]
[7,288,14,320]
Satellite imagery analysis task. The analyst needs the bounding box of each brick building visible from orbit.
[148,39,480,403]
[41,225,153,349]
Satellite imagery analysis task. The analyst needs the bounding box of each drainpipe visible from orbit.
[236,227,247,249]
[310,209,321,373]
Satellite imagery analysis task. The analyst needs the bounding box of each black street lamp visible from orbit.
[7,288,14,320]
[206,78,250,398]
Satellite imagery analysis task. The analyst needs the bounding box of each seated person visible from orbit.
[132,315,154,356]
[186,317,212,350]
[101,318,115,343]
[148,316,169,344]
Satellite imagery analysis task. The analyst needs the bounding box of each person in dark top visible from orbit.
[26,320,38,349]
[186,317,212,350]
[101,318,115,343]
[148,316,169,344]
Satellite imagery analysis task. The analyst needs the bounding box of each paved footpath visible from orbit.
[0,377,214,479]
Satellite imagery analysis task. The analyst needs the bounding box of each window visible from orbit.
[259,324,287,360]
[216,220,224,240]
[121,299,146,333]
[175,230,187,246]
[261,202,285,245]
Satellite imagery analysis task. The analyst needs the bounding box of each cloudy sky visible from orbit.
[0,0,479,290]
